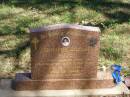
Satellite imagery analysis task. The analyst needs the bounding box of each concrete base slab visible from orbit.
[0,79,130,97]
[12,71,115,90]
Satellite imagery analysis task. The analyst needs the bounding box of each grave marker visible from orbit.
[12,24,115,90]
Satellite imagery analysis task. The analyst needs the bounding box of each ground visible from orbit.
[0,0,130,78]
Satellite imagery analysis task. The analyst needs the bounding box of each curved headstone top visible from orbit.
[30,24,101,33]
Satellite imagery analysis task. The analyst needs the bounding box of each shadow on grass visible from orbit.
[3,0,129,30]
[0,0,129,34]
[0,40,30,58]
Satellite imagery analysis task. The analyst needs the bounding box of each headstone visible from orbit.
[31,24,99,80]
[12,24,115,90]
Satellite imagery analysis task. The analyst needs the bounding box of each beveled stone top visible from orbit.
[30,24,101,33]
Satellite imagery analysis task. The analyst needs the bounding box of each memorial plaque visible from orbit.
[12,24,115,90]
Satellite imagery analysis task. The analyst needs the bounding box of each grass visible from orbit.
[0,0,130,78]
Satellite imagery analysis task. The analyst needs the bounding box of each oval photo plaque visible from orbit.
[61,36,70,47]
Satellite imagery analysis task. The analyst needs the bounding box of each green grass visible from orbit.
[0,0,130,78]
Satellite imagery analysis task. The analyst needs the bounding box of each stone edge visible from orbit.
[12,79,115,91]
[30,24,101,33]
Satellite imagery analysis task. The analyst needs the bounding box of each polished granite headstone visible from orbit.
[12,24,115,90]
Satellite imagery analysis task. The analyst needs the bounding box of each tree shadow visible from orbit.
[104,11,130,24]
[0,40,30,58]
[0,39,30,72]
[78,0,130,30]
[7,0,130,31]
